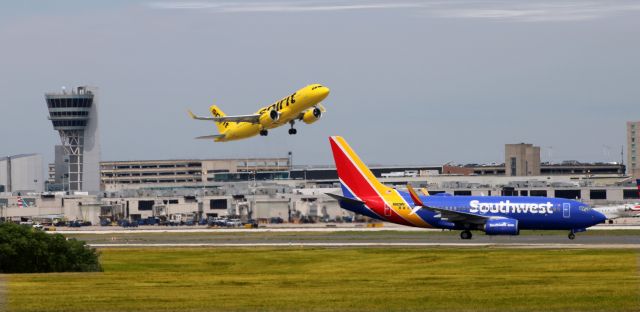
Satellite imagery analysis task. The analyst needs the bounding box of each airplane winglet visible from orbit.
[407,184,425,207]
[188,110,196,119]
[406,185,426,216]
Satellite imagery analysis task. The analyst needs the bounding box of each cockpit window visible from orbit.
[311,85,323,90]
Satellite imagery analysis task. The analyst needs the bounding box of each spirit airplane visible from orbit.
[326,136,606,240]
[188,84,329,142]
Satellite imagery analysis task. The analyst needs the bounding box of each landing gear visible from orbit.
[288,121,297,135]
[460,230,473,240]
[259,129,268,136]
[568,232,576,240]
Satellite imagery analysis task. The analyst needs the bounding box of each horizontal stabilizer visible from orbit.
[188,110,216,121]
[325,193,365,205]
[195,134,225,140]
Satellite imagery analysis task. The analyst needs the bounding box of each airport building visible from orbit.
[0,154,44,193]
[627,121,640,179]
[100,157,291,190]
[45,86,101,193]
[505,143,541,176]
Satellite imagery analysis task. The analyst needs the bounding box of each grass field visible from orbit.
[6,247,640,312]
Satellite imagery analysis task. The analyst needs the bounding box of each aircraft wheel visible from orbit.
[460,231,472,240]
[260,130,268,136]
[288,128,297,135]
[568,232,576,240]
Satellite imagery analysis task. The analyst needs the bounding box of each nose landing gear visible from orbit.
[288,121,297,135]
[568,231,576,240]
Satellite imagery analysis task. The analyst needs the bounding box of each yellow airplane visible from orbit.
[188,84,330,142]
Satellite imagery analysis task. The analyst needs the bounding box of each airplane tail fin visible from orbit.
[328,136,391,200]
[636,179,640,198]
[209,105,229,134]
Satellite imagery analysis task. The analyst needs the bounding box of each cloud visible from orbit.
[147,0,640,22]
[432,1,640,22]
[147,1,424,13]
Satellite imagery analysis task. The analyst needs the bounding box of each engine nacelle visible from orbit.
[484,218,519,235]
[302,107,322,124]
[259,109,280,127]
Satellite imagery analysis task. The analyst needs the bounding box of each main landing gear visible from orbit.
[259,129,268,136]
[568,231,576,240]
[288,121,297,135]
[460,230,473,240]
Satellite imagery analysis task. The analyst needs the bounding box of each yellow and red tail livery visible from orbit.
[328,136,432,228]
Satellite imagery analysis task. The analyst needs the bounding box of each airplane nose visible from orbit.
[318,87,330,100]
[592,210,607,224]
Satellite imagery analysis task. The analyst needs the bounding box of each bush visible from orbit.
[0,222,102,273]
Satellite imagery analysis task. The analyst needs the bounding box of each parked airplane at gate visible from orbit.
[188,84,330,142]
[326,136,607,240]
[593,179,640,220]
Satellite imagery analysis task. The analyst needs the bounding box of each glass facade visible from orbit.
[46,97,92,108]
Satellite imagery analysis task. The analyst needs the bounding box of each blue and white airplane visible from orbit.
[326,136,607,240]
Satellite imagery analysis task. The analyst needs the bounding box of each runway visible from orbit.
[61,227,640,249]
[89,242,640,249]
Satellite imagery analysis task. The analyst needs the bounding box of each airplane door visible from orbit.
[563,203,570,218]
[384,205,392,217]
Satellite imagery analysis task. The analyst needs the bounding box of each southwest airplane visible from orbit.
[326,136,607,240]
[188,84,330,142]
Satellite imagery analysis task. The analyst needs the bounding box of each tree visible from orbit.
[0,222,102,273]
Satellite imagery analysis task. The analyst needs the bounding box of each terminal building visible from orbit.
[100,157,291,191]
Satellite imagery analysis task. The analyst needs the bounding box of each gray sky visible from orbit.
[1,0,639,166]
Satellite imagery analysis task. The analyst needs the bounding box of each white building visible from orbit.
[0,154,44,193]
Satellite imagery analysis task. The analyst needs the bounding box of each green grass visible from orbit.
[6,248,640,312]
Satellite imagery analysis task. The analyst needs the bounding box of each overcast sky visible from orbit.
[1,0,639,166]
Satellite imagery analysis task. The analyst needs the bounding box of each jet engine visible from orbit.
[484,218,519,235]
[302,107,322,124]
[259,109,280,127]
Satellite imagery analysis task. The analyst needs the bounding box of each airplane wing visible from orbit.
[188,110,260,123]
[195,134,226,140]
[406,184,488,224]
[213,115,261,123]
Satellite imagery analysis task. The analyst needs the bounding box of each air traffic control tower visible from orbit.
[45,86,101,193]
